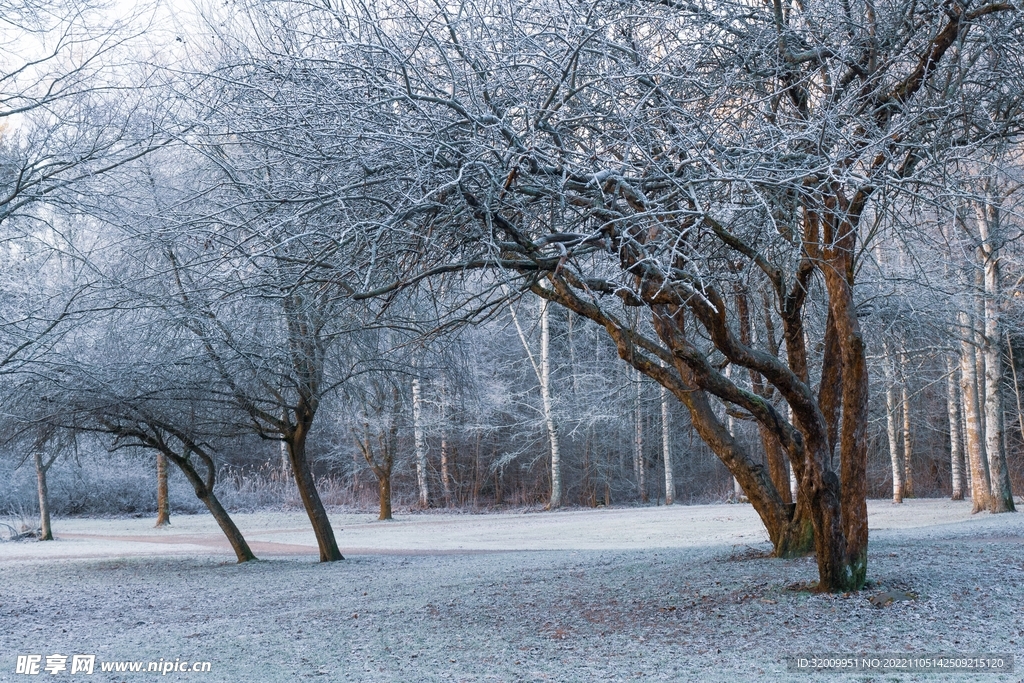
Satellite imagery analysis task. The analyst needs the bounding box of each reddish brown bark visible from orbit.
[155,452,170,527]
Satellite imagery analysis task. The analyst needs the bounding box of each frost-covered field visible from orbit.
[2,500,1023,682]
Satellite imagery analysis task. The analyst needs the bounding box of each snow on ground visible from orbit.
[1,499,1022,682]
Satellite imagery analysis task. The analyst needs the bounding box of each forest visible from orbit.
[2,0,1024,600]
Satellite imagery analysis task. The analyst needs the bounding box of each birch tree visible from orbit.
[411,376,430,508]
[508,296,563,509]
[882,343,904,503]
[946,356,966,501]
[661,381,674,505]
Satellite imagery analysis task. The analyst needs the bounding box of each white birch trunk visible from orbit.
[900,359,914,498]
[634,369,646,502]
[539,298,562,509]
[508,297,562,509]
[661,382,674,505]
[412,377,429,508]
[959,310,991,513]
[945,355,966,501]
[882,342,903,504]
[440,438,452,507]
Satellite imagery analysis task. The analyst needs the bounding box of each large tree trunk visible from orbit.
[411,377,430,508]
[680,380,812,557]
[155,452,170,527]
[288,422,343,561]
[882,343,904,503]
[539,298,562,508]
[34,450,53,541]
[946,356,966,501]
[816,224,869,592]
[959,313,992,512]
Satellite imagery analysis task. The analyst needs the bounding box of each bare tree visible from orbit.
[321,0,1024,590]
[350,378,403,521]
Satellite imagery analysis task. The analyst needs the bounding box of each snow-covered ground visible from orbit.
[2,499,1022,681]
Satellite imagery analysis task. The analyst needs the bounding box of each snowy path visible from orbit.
[0,498,994,562]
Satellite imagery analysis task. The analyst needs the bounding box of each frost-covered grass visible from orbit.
[1,500,1023,682]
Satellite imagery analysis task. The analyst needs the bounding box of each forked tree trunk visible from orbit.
[677,376,812,557]
[411,377,430,508]
[959,312,992,513]
[34,451,53,541]
[287,422,343,561]
[544,289,814,574]
[945,356,966,501]
[155,452,170,526]
[648,305,813,557]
